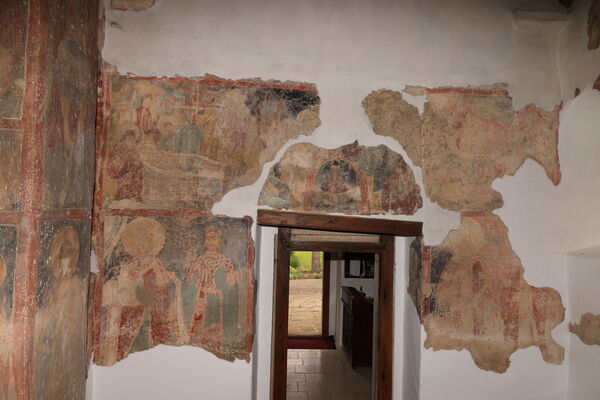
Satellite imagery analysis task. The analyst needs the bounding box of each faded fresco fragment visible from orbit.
[589,0,600,50]
[95,215,254,365]
[100,72,320,210]
[0,130,21,211]
[42,0,98,209]
[0,0,28,118]
[415,212,565,373]
[570,313,600,346]
[363,84,561,212]
[0,226,17,398]
[259,142,422,215]
[34,221,90,400]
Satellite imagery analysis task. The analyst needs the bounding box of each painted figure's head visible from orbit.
[204,226,222,253]
[122,217,166,258]
[49,225,80,278]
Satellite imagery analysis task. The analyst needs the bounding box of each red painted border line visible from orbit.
[13,0,48,396]
[99,208,216,217]
[0,212,22,225]
[0,119,22,130]
[119,74,317,92]
[40,208,91,220]
[425,87,510,97]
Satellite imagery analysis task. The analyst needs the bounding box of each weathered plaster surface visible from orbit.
[110,0,155,11]
[570,313,600,346]
[0,0,99,398]
[0,0,28,119]
[34,221,90,400]
[0,226,17,397]
[415,212,565,373]
[259,142,422,215]
[99,68,320,211]
[363,84,561,212]
[0,130,21,211]
[42,0,98,209]
[94,215,254,366]
[589,0,600,50]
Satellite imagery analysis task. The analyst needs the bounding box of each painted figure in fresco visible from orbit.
[319,160,355,193]
[102,217,186,364]
[34,225,87,399]
[186,226,238,349]
[107,129,144,202]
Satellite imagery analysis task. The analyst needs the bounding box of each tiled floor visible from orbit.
[288,279,323,336]
[287,348,372,400]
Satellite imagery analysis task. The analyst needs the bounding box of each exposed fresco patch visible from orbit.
[259,142,422,215]
[42,0,98,209]
[414,212,565,373]
[34,221,90,400]
[110,0,155,10]
[99,71,320,211]
[363,84,561,212]
[0,226,17,398]
[95,215,254,366]
[589,0,600,50]
[0,130,21,211]
[0,0,28,118]
[570,313,600,346]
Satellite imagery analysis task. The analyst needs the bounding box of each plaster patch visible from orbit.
[110,0,155,11]
[363,84,561,212]
[415,212,565,373]
[258,142,422,215]
[570,313,600,346]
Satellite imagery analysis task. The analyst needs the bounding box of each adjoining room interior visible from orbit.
[287,249,377,399]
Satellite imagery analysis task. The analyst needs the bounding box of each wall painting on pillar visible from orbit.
[42,0,98,209]
[0,226,17,397]
[0,0,28,119]
[34,220,90,399]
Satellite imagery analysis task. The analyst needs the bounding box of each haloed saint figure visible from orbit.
[187,227,238,350]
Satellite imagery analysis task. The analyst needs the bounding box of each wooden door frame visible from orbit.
[258,210,423,400]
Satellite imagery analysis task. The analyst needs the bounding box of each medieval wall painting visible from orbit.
[33,220,90,400]
[0,0,28,119]
[570,313,600,346]
[413,212,564,373]
[363,83,565,373]
[99,70,320,211]
[95,215,254,366]
[0,226,17,397]
[0,130,21,211]
[363,84,561,212]
[259,142,422,215]
[42,0,98,210]
[589,0,600,50]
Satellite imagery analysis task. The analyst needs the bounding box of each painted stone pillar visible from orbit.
[0,0,99,398]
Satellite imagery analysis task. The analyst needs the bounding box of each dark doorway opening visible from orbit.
[257,210,423,400]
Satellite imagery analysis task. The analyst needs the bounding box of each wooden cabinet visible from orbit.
[341,286,373,368]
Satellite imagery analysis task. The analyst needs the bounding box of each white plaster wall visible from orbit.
[566,256,600,399]
[90,0,597,399]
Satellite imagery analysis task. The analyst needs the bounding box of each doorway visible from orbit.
[288,251,329,339]
[257,210,423,400]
